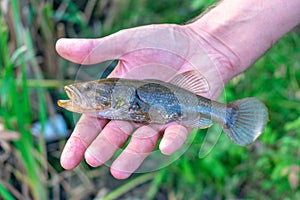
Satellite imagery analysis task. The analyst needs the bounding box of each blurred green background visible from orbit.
[0,0,299,199]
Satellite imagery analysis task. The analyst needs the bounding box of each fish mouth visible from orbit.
[57,99,71,107]
[57,84,109,114]
[57,85,81,109]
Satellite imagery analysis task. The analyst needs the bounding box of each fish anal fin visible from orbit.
[198,118,213,129]
[169,70,210,95]
[183,117,213,129]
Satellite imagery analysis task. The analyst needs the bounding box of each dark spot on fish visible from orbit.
[224,107,239,129]
[84,84,92,91]
[136,83,182,121]
[127,96,151,123]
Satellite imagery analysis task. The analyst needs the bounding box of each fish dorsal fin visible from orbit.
[169,70,210,95]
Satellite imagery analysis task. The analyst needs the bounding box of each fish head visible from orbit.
[57,80,113,114]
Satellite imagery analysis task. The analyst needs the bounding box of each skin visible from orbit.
[56,0,300,179]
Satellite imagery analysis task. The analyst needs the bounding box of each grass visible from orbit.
[0,0,299,199]
[1,0,47,199]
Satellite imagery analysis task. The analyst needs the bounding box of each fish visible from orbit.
[58,70,268,146]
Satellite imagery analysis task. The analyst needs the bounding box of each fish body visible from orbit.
[58,72,268,146]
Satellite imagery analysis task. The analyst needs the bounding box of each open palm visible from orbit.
[56,24,230,179]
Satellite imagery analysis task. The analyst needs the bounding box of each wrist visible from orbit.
[184,23,240,83]
[187,0,300,79]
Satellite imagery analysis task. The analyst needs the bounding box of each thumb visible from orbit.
[55,25,163,65]
[55,32,128,64]
[55,24,183,65]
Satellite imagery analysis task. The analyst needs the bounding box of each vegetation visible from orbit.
[0,0,299,199]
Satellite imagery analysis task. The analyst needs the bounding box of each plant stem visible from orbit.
[101,172,157,200]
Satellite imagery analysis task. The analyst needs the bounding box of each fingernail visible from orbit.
[159,139,172,155]
[85,149,103,167]
[111,169,132,179]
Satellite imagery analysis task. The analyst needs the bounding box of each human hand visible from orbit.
[56,24,235,179]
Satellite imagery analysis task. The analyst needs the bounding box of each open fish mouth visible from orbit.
[57,85,80,108]
[57,85,100,115]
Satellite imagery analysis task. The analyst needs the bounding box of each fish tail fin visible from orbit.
[222,98,268,146]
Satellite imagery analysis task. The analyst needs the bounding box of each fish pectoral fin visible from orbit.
[169,70,210,95]
[130,112,152,123]
[127,98,152,123]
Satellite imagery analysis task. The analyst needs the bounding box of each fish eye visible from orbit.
[83,84,92,91]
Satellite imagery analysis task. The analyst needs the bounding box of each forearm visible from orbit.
[187,0,300,80]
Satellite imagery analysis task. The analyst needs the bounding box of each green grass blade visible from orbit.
[0,182,14,200]
[145,169,167,200]
[10,0,48,199]
[101,173,157,200]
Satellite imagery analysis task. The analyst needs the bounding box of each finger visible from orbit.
[55,38,119,64]
[55,27,138,65]
[110,125,161,179]
[84,120,137,167]
[159,123,189,155]
[55,24,185,66]
[60,115,108,169]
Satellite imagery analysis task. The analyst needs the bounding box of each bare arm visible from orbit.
[187,0,300,81]
[56,0,300,179]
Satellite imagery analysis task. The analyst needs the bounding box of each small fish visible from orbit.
[58,71,268,146]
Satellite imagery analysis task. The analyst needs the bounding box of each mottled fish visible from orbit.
[58,71,268,146]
